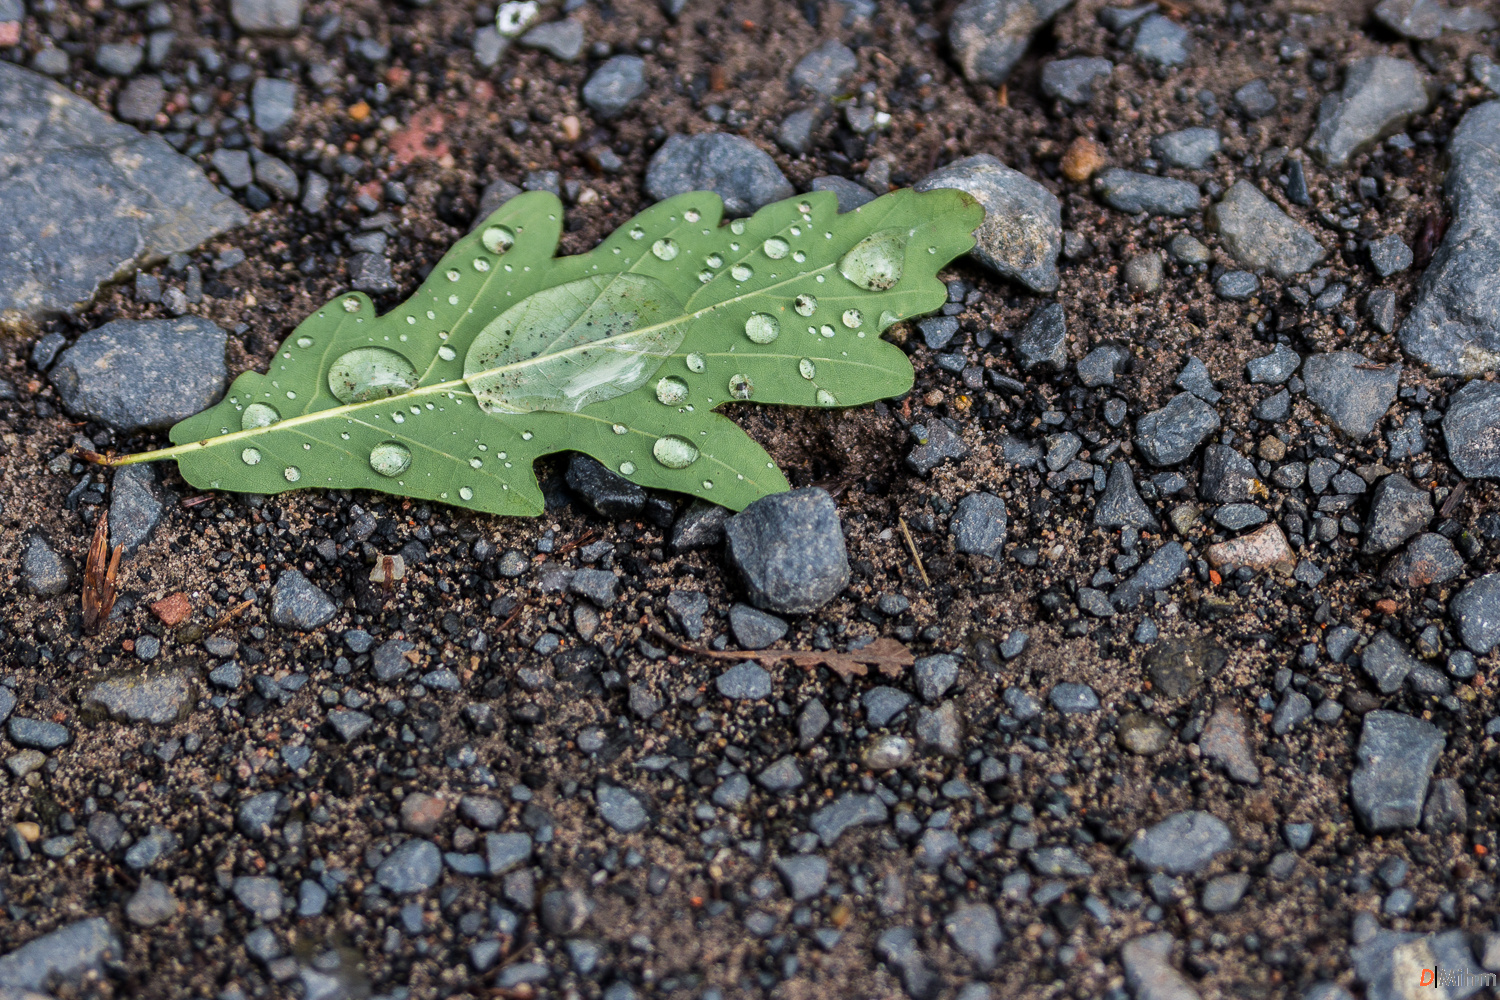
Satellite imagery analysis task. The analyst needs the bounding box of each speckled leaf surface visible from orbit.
[141,187,981,515]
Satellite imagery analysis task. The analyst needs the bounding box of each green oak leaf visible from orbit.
[115,187,981,515]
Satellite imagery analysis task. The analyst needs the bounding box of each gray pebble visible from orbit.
[519,19,584,61]
[950,492,1007,559]
[23,534,72,597]
[809,793,886,846]
[1041,57,1113,103]
[1049,683,1099,713]
[949,0,1079,86]
[944,903,1002,973]
[596,783,648,833]
[1129,810,1233,874]
[0,918,122,991]
[376,839,442,894]
[1350,710,1444,830]
[1094,169,1200,217]
[49,318,228,432]
[1200,873,1250,913]
[1124,253,1163,294]
[1168,233,1210,265]
[1133,14,1190,66]
[810,175,876,213]
[1301,351,1400,440]
[581,55,647,119]
[863,686,912,727]
[1208,180,1326,278]
[914,654,960,702]
[1363,474,1432,553]
[645,133,794,217]
[269,570,336,630]
[1443,380,1500,478]
[1135,392,1221,466]
[729,604,787,651]
[1152,127,1221,169]
[1368,234,1413,277]
[116,76,166,124]
[1451,573,1500,654]
[914,154,1062,292]
[1015,302,1068,371]
[229,0,303,34]
[791,40,857,96]
[1246,344,1301,384]
[1096,460,1159,529]
[1214,270,1259,301]
[1307,57,1431,168]
[725,487,849,614]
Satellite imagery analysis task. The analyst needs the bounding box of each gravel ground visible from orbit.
[2,0,1500,999]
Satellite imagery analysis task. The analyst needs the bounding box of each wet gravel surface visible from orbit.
[3,0,1500,998]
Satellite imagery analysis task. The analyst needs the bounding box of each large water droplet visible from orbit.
[327,347,420,404]
[839,230,906,290]
[369,441,412,477]
[655,376,689,405]
[469,457,483,468]
[437,346,457,361]
[295,336,314,349]
[284,466,302,482]
[612,423,628,434]
[459,487,474,501]
[744,313,780,344]
[792,250,806,263]
[705,253,723,268]
[842,308,863,329]
[619,461,637,475]
[799,358,816,379]
[342,297,361,313]
[794,294,817,317]
[685,352,706,373]
[816,389,837,406]
[684,208,701,222]
[762,237,789,259]
[241,447,261,466]
[651,238,679,261]
[446,268,461,282]
[652,435,700,469]
[241,402,280,430]
[728,264,752,283]
[473,257,491,272]
[481,225,515,254]
[730,219,746,235]
[728,374,754,400]
[820,325,835,338]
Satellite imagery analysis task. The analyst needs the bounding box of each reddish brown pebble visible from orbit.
[150,592,192,626]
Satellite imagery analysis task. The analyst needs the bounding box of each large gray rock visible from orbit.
[0,63,245,328]
[1128,811,1233,874]
[1040,57,1113,103]
[1207,180,1326,279]
[268,569,337,631]
[49,318,228,432]
[1443,380,1500,477]
[0,917,123,991]
[1300,351,1400,440]
[1306,57,1431,168]
[82,667,195,725]
[1398,102,1500,376]
[1350,710,1444,831]
[725,488,850,615]
[230,0,303,33]
[1374,0,1496,39]
[948,0,1077,86]
[914,154,1061,292]
[1362,474,1432,553]
[950,492,1007,559]
[644,133,793,217]
[1451,573,1500,654]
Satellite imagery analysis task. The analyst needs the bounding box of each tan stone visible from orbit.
[1061,137,1107,183]
[1205,523,1295,574]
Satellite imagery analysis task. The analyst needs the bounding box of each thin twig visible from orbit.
[553,529,599,557]
[1440,482,1467,520]
[205,600,254,634]
[899,516,930,587]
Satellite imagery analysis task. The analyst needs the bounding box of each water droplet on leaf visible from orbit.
[473,257,491,272]
[437,346,457,361]
[730,263,753,282]
[728,374,753,400]
[342,297,361,312]
[799,358,816,379]
[295,336,314,349]
[629,226,645,240]
[842,308,863,328]
[284,466,302,482]
[446,269,461,282]
[705,253,723,268]
[619,461,636,475]
[839,230,906,290]
[655,376,689,405]
[612,423,628,434]
[762,237,789,259]
[481,225,515,254]
[241,403,280,430]
[651,238,679,261]
[328,347,420,404]
[744,313,779,344]
[469,457,483,468]
[652,435,700,469]
[684,208,701,222]
[816,389,837,406]
[369,441,412,477]
[685,352,706,373]
[794,294,817,317]
[459,487,474,501]
[730,219,746,235]
[241,447,261,466]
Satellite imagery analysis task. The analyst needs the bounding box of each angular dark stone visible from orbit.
[948,0,1079,86]
[1015,302,1068,371]
[49,318,228,432]
[1451,573,1500,654]
[566,453,645,519]
[645,133,794,217]
[1129,811,1233,874]
[1208,180,1327,279]
[1135,392,1221,466]
[1301,351,1400,439]
[1442,380,1500,478]
[581,55,648,119]
[950,492,1007,558]
[1350,710,1444,831]
[725,488,850,614]
[914,154,1062,292]
[906,420,970,476]
[1307,57,1431,168]
[1363,474,1432,553]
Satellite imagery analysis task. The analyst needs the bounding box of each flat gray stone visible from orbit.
[596,783,648,833]
[791,40,857,96]
[1133,14,1191,66]
[486,832,534,875]
[1350,710,1444,831]
[268,569,336,630]
[725,487,849,614]
[1444,379,1500,478]
[1360,631,1418,694]
[49,317,228,432]
[729,603,787,650]
[0,63,245,327]
[1096,460,1159,529]
[808,792,887,846]
[1307,57,1431,168]
[1352,929,1488,1000]
[8,716,70,750]
[810,175,875,213]
[945,903,1002,973]
[125,877,178,927]
[1200,706,1260,784]
[1363,474,1432,553]
[1374,0,1496,39]
[950,492,1007,558]
[1135,392,1220,466]
[1208,180,1326,278]
[1301,351,1400,439]
[82,667,194,725]
[23,534,71,597]
[1041,57,1113,103]
[581,55,647,119]
[716,661,773,700]
[645,133,794,217]
[1122,932,1202,1000]
[1015,301,1068,370]
[1368,234,1413,277]
[519,19,584,61]
[250,77,297,132]
[116,75,166,124]
[1452,573,1500,654]
[914,654,960,702]
[0,917,122,991]
[377,839,442,894]
[230,0,303,33]
[1200,873,1250,913]
[231,875,283,920]
[110,463,164,554]
[914,154,1061,292]
[1245,344,1300,384]
[949,0,1077,86]
[1129,811,1232,874]
[1399,102,1500,376]
[1094,169,1200,216]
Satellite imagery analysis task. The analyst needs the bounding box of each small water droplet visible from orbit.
[686,207,704,222]
[619,461,637,475]
[816,389,837,406]
[705,253,723,268]
[928,246,938,254]
[792,250,806,263]
[762,237,789,259]
[651,238,679,261]
[702,480,714,489]
[730,263,753,282]
[612,423,628,434]
[652,435,700,469]
[730,219,746,235]
[473,257,491,272]
[698,270,713,283]
[448,294,460,305]
[295,336,314,349]
[728,374,754,400]
[481,225,515,254]
[842,308,863,329]
[744,313,780,344]
[799,358,816,379]
[789,225,802,237]
[284,466,302,482]
[392,412,405,423]
[839,230,906,290]
[794,294,817,317]
[286,390,297,399]
[629,225,645,240]
[879,309,900,329]
[437,346,457,361]
[446,268,461,282]
[327,347,420,404]
[469,457,483,468]
[405,315,416,325]
[342,297,361,312]
[685,352,706,373]
[797,201,812,214]
[369,442,411,477]
[521,431,534,441]
[656,376,689,405]
[340,431,351,440]
[820,325,835,338]
[241,447,261,466]
[459,486,474,501]
[241,402,280,430]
